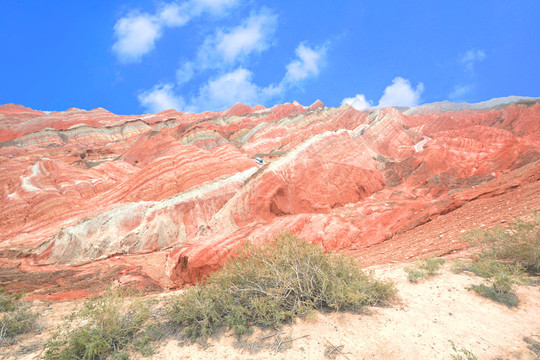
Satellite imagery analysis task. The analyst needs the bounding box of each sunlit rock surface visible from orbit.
[0,97,539,298]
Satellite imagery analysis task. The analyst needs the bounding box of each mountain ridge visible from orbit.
[0,97,539,299]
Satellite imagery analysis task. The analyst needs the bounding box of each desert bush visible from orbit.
[44,287,157,360]
[420,257,446,275]
[404,268,426,283]
[0,289,40,342]
[469,281,518,308]
[168,232,395,340]
[0,289,22,313]
[449,340,478,360]
[451,259,468,274]
[465,213,539,274]
[404,257,445,282]
[459,258,522,307]
[456,214,539,307]
[523,336,540,357]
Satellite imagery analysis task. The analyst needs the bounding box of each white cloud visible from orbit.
[284,43,326,83]
[184,41,328,111]
[216,11,277,63]
[341,94,372,110]
[112,14,161,63]
[446,49,485,101]
[158,3,189,27]
[131,3,328,113]
[144,39,328,113]
[191,68,280,112]
[378,77,424,108]
[194,68,260,111]
[190,0,241,15]
[112,0,241,62]
[139,68,278,113]
[180,9,277,77]
[176,61,195,84]
[449,84,474,100]
[460,49,486,72]
[138,83,184,113]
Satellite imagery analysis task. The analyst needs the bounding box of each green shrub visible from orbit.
[0,288,22,313]
[419,257,445,275]
[451,260,468,274]
[523,336,540,357]
[458,214,539,307]
[449,340,478,360]
[404,257,445,282]
[459,257,522,307]
[465,213,539,274]
[468,272,519,307]
[0,289,40,342]
[168,232,395,340]
[404,268,426,283]
[44,287,156,360]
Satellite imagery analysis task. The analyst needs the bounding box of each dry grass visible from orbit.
[168,232,395,340]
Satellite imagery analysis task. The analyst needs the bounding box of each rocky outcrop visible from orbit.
[0,98,539,298]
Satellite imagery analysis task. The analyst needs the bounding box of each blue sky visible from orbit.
[1,1,539,114]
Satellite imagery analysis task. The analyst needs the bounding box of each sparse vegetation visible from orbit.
[44,287,157,360]
[523,336,540,357]
[404,268,426,283]
[449,340,478,360]
[404,257,445,282]
[0,289,22,313]
[468,275,519,308]
[168,232,395,340]
[465,212,539,274]
[0,289,40,344]
[457,213,539,307]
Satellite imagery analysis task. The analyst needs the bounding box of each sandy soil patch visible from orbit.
[5,260,538,360]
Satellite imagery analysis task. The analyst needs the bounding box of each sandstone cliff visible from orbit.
[0,98,539,299]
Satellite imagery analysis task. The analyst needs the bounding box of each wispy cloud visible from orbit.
[447,48,486,100]
[378,77,424,108]
[189,0,241,15]
[142,41,327,113]
[216,11,277,63]
[112,0,241,62]
[460,49,486,72]
[157,3,190,27]
[449,84,474,101]
[283,43,326,84]
[176,9,277,81]
[130,3,328,113]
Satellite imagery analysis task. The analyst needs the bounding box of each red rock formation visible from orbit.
[0,98,539,299]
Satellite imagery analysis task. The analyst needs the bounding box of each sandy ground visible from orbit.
[3,260,539,360]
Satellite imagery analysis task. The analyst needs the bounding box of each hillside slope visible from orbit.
[0,98,539,299]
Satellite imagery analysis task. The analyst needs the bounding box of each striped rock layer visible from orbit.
[0,98,539,299]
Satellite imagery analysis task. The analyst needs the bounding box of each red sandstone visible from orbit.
[0,98,538,299]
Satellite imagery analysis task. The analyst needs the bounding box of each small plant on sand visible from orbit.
[523,336,540,357]
[404,257,445,283]
[457,213,539,307]
[168,232,395,340]
[0,289,40,345]
[468,272,519,307]
[44,287,157,360]
[449,340,478,360]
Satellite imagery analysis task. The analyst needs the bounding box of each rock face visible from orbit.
[1,98,539,298]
